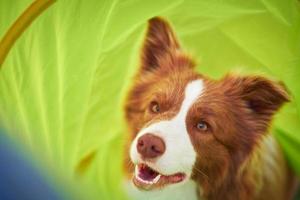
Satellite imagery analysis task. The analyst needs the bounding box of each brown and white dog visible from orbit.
[123,17,297,200]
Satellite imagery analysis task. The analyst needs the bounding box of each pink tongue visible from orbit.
[139,165,159,181]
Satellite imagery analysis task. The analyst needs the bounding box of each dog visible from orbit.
[122,17,297,200]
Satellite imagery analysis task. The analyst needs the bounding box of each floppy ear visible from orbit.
[237,76,290,118]
[140,17,193,72]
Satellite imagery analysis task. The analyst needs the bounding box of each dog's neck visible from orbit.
[125,179,199,200]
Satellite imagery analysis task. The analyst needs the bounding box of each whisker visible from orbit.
[125,160,134,168]
[193,166,209,181]
[177,162,209,182]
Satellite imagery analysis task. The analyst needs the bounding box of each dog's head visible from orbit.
[124,17,289,191]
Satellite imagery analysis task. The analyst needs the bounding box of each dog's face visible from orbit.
[124,17,289,191]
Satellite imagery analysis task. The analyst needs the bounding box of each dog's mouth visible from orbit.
[133,163,186,190]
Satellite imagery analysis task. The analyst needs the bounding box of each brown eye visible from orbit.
[196,121,208,131]
[150,101,160,113]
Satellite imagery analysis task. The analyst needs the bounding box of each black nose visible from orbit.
[137,133,165,159]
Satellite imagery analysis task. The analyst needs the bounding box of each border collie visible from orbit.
[123,17,297,200]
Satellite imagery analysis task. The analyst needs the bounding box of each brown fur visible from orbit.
[123,17,296,200]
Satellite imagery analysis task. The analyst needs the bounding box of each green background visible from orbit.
[0,0,299,199]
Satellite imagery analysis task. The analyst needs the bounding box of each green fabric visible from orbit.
[0,0,299,199]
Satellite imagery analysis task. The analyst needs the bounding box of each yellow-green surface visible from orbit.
[0,0,300,199]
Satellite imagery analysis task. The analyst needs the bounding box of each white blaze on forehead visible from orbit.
[130,79,204,176]
[174,79,204,123]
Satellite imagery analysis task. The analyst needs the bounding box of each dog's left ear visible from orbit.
[140,17,194,72]
[232,76,290,117]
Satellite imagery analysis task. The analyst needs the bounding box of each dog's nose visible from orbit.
[137,133,165,159]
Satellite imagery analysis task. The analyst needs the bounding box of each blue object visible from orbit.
[0,130,63,200]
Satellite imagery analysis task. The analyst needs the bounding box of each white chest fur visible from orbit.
[124,180,200,200]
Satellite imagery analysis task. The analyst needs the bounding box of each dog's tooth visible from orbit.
[134,165,140,177]
[153,174,161,184]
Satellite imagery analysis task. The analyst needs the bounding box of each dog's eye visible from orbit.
[196,121,208,131]
[149,101,160,113]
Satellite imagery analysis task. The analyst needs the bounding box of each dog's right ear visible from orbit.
[140,17,193,72]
